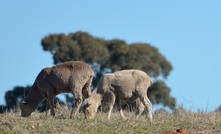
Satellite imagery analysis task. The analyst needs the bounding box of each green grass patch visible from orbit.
[0,129,6,134]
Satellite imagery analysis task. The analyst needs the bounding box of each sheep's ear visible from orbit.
[98,102,101,106]
[22,101,27,105]
[86,102,92,106]
[86,102,92,107]
[82,100,89,107]
[87,100,92,106]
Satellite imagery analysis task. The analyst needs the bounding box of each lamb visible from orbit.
[20,61,94,119]
[82,69,153,122]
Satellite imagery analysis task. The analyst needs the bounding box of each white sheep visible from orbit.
[20,61,94,119]
[83,69,153,122]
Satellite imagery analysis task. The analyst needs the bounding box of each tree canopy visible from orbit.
[5,86,31,111]
[41,31,175,109]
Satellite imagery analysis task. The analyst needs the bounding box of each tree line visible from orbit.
[1,31,176,113]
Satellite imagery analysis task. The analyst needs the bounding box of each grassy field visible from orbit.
[0,105,220,134]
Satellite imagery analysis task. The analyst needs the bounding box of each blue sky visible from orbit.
[1,1,221,112]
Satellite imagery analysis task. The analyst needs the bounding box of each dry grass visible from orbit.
[0,105,221,134]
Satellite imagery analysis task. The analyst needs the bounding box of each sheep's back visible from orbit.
[48,61,94,92]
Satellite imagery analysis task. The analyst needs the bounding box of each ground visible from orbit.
[0,105,220,134]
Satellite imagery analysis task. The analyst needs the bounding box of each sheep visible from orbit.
[82,69,153,122]
[20,61,94,119]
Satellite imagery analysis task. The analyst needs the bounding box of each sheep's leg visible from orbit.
[70,96,82,119]
[45,99,50,116]
[115,98,126,120]
[144,97,153,122]
[48,96,55,117]
[136,89,153,122]
[141,97,152,122]
[107,92,115,120]
[134,98,144,118]
[70,89,83,119]
[45,86,56,117]
[41,92,50,116]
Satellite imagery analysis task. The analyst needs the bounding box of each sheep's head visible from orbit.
[19,101,35,117]
[82,98,100,119]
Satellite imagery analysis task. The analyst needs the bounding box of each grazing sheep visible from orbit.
[20,61,94,119]
[83,70,153,122]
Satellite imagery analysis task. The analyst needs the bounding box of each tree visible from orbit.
[42,32,109,65]
[41,31,175,109]
[0,105,6,113]
[5,86,31,111]
[41,34,82,64]
[105,39,129,71]
[148,81,176,109]
[215,105,221,112]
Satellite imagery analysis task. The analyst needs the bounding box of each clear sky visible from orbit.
[1,1,221,112]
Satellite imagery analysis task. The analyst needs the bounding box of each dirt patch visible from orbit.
[162,128,189,134]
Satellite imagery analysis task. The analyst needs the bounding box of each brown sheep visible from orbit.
[83,69,153,122]
[20,61,94,119]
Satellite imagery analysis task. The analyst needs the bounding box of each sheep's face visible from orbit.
[19,101,35,117]
[83,99,98,119]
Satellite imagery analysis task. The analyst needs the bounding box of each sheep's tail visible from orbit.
[82,75,94,99]
[150,78,153,84]
[88,75,94,88]
[146,76,153,87]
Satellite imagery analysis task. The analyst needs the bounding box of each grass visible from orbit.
[0,105,221,134]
